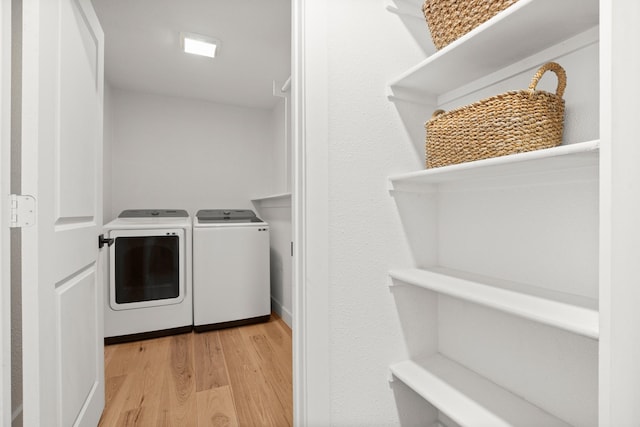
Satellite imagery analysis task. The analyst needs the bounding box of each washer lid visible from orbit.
[118,209,189,218]
[196,209,263,223]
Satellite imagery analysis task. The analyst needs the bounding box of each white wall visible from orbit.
[254,93,293,327]
[253,196,292,327]
[269,93,290,194]
[299,0,435,424]
[252,93,293,326]
[108,88,273,219]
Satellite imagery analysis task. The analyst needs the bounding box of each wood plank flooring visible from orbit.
[99,314,293,427]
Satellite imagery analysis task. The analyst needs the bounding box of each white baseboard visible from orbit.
[271,296,292,328]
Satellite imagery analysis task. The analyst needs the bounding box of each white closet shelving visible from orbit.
[389,267,598,339]
[390,355,571,427]
[387,0,600,425]
[388,0,599,98]
[389,139,599,189]
[251,192,292,207]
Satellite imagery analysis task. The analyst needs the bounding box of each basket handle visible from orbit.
[528,62,567,98]
[431,109,445,119]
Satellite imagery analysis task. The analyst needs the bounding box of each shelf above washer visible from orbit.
[251,193,292,208]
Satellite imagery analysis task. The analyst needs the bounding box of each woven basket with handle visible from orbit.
[422,0,519,50]
[425,62,567,169]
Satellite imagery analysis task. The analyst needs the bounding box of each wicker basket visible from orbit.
[425,62,567,169]
[422,0,519,50]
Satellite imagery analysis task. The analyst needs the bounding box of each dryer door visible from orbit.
[108,228,185,310]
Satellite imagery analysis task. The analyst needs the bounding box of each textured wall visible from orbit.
[322,1,436,424]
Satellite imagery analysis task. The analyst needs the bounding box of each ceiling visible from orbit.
[91,0,291,110]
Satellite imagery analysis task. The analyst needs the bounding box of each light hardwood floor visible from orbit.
[99,314,293,426]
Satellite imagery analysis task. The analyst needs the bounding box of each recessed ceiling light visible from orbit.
[181,33,219,58]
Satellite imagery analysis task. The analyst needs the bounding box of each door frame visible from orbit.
[291,0,331,425]
[1,0,12,424]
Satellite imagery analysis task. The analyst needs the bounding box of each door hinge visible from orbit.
[9,195,36,228]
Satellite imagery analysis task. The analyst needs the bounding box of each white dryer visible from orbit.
[104,209,193,343]
[192,209,270,331]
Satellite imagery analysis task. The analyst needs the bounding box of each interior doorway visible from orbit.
[91,0,294,423]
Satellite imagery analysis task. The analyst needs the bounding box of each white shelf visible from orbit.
[251,192,292,208]
[251,192,291,202]
[389,140,599,191]
[389,267,598,339]
[388,0,598,97]
[390,354,571,427]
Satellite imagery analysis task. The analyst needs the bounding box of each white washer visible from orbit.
[104,209,193,343]
[193,209,270,331]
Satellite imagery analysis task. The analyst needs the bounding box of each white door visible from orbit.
[21,0,105,425]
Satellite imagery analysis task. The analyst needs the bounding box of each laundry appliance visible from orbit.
[192,209,270,331]
[103,209,193,343]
